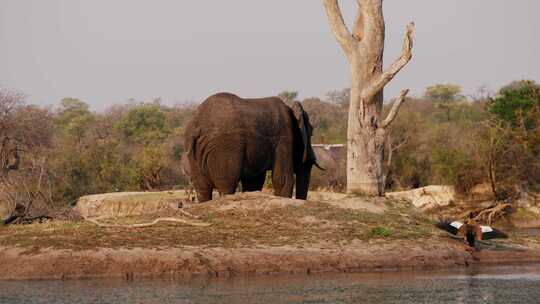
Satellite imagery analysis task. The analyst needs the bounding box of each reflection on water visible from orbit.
[1,265,540,304]
[513,228,540,237]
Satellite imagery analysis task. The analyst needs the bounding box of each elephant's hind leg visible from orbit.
[193,180,213,203]
[209,155,242,198]
[241,172,267,192]
[197,186,213,203]
[272,145,294,198]
[190,170,213,203]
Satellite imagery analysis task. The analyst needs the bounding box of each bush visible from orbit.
[3,80,540,215]
[370,226,392,238]
[433,149,481,194]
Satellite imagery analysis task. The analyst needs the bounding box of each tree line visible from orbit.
[1,80,539,217]
[311,80,540,199]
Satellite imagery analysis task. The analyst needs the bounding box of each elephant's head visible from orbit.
[291,102,324,200]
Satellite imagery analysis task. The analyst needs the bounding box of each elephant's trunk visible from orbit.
[295,164,312,200]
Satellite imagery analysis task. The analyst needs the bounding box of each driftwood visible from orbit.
[2,215,52,225]
[469,203,512,225]
[85,217,211,228]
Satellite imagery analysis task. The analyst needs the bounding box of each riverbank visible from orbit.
[3,240,540,281]
[1,192,540,280]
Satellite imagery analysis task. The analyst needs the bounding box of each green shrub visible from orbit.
[370,226,392,238]
[432,149,481,194]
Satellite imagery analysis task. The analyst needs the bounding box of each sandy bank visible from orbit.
[2,240,540,281]
[2,192,540,280]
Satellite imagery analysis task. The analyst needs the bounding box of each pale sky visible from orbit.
[1,1,539,110]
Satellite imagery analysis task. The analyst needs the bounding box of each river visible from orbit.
[1,264,540,304]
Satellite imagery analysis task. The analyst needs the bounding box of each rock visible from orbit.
[386,185,456,210]
[73,190,190,219]
[311,144,346,190]
[312,144,346,170]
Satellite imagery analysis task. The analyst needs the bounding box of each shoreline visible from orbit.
[2,240,540,281]
[2,192,539,281]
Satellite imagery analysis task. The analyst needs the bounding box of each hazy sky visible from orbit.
[1,1,539,110]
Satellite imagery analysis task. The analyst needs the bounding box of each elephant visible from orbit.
[180,153,191,180]
[184,92,322,202]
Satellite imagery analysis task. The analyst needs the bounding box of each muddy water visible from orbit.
[513,227,540,237]
[1,265,540,304]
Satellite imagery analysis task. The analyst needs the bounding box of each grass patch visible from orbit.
[370,226,392,238]
[0,195,435,252]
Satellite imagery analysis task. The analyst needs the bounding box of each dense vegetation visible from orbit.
[1,80,539,216]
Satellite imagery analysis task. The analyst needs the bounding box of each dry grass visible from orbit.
[0,193,436,252]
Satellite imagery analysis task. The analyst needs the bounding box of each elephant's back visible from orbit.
[192,92,292,136]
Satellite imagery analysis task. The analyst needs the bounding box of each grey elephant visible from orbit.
[184,92,322,202]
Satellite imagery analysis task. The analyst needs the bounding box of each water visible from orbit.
[1,265,540,304]
[513,227,540,237]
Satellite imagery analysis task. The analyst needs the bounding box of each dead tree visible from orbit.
[323,0,414,196]
[0,89,57,224]
[1,142,20,177]
[0,90,25,177]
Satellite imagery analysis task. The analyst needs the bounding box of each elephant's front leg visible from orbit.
[194,180,213,203]
[272,145,295,198]
[189,164,213,203]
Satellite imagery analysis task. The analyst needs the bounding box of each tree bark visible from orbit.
[323,0,414,196]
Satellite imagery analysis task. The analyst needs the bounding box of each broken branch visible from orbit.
[472,203,511,226]
[382,89,409,128]
[362,22,415,101]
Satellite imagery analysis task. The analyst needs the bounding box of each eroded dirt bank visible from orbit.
[2,192,540,280]
[2,241,540,281]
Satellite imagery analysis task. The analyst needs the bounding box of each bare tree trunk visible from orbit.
[1,141,20,177]
[323,0,414,196]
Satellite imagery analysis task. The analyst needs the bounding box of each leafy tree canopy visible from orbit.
[326,88,351,107]
[278,91,299,103]
[424,84,464,104]
[116,103,170,143]
[489,80,540,127]
[56,98,94,137]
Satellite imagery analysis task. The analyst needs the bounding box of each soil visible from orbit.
[1,192,540,281]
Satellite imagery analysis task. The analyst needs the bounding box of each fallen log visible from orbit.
[470,203,512,225]
[2,215,52,225]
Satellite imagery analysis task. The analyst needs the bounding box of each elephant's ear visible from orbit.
[292,102,309,163]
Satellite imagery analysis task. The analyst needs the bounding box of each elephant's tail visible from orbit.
[186,127,201,160]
